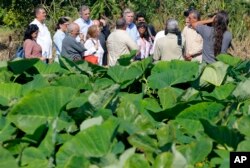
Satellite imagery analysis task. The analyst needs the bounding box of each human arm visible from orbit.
[191,16,215,29]
[153,41,161,62]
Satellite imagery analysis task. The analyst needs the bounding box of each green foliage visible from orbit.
[0,54,249,167]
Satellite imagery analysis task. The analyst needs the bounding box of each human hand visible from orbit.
[100,19,106,26]
[184,54,192,61]
[79,33,84,41]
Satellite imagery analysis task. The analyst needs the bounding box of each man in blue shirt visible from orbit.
[123,8,139,43]
[74,5,93,41]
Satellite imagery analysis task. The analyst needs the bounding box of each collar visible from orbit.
[82,18,91,24]
[128,23,135,29]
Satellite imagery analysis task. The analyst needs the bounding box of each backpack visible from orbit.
[15,46,25,58]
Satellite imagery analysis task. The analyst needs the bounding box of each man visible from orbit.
[153,19,185,62]
[182,10,203,63]
[123,8,139,43]
[61,23,86,62]
[74,5,93,40]
[92,19,110,65]
[30,5,52,63]
[107,18,138,66]
[136,13,156,41]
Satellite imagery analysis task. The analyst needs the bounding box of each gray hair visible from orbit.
[166,19,179,32]
[123,8,134,18]
[67,23,78,33]
[189,10,201,20]
[80,5,90,14]
[116,18,126,29]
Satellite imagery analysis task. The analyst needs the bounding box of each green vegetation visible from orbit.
[0,53,250,167]
[0,0,250,39]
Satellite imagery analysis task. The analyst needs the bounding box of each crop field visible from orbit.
[0,52,249,167]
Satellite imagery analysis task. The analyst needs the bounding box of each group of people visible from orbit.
[22,5,232,66]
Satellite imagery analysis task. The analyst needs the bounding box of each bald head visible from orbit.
[68,23,80,37]
[116,18,127,30]
[92,19,100,27]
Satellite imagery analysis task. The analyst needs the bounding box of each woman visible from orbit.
[53,17,70,62]
[136,22,153,60]
[23,24,44,60]
[84,25,104,65]
[191,10,232,63]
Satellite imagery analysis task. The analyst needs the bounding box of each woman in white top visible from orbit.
[53,17,70,62]
[84,25,104,65]
[136,22,153,60]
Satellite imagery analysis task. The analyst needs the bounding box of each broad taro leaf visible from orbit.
[56,118,119,166]
[181,88,200,102]
[210,150,230,168]
[80,116,103,131]
[8,58,39,74]
[158,87,184,109]
[178,138,212,165]
[93,78,115,91]
[59,56,84,74]
[237,140,250,151]
[124,154,150,168]
[203,83,236,100]
[0,115,16,142]
[216,54,242,67]
[117,50,137,66]
[34,61,67,74]
[0,83,22,106]
[200,119,244,149]
[142,98,162,113]
[236,116,250,137]
[200,61,229,86]
[21,147,49,168]
[233,78,250,101]
[0,146,18,168]
[53,74,91,90]
[117,96,157,134]
[177,102,224,122]
[88,84,120,110]
[174,118,204,136]
[107,58,151,88]
[22,74,49,95]
[0,70,13,83]
[154,145,188,168]
[8,86,77,134]
[148,60,199,89]
[128,132,159,153]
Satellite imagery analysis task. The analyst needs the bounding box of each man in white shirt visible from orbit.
[123,8,139,43]
[182,10,203,63]
[30,6,52,63]
[74,5,93,41]
[107,18,138,66]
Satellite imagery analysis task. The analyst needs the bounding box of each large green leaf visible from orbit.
[203,83,236,100]
[88,84,120,110]
[8,86,77,134]
[148,60,199,89]
[0,146,18,168]
[200,61,229,86]
[56,118,119,165]
[233,78,250,101]
[154,145,188,168]
[21,147,49,168]
[178,138,212,165]
[237,140,250,151]
[124,154,150,168]
[0,115,16,142]
[236,116,250,137]
[0,83,22,105]
[34,61,67,74]
[53,74,91,90]
[117,50,137,66]
[142,98,162,113]
[177,102,224,122]
[158,87,184,109]
[22,74,49,95]
[128,132,159,153]
[8,58,39,74]
[200,119,244,149]
[107,58,151,88]
[216,54,242,67]
[0,70,13,83]
[210,150,230,168]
